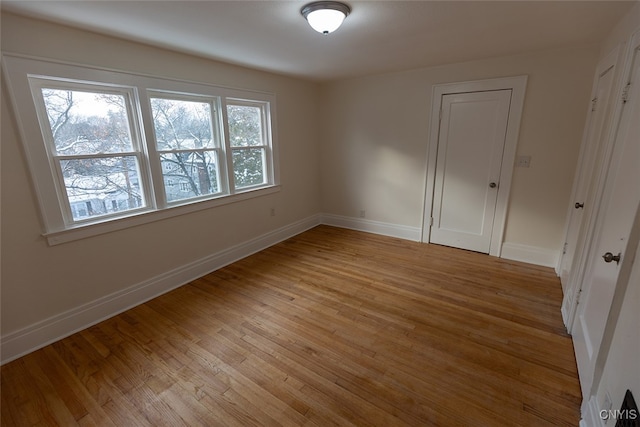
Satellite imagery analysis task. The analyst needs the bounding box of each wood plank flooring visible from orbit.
[1,225,582,426]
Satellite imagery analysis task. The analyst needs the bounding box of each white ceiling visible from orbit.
[2,1,636,81]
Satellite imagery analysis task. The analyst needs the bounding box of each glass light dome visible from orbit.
[301,2,351,35]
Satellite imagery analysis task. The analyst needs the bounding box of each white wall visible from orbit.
[1,13,322,361]
[319,46,600,264]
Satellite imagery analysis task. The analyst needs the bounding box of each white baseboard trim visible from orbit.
[321,214,422,242]
[0,214,322,365]
[320,216,562,269]
[500,242,560,268]
[581,395,605,427]
[0,215,563,364]
[561,297,573,331]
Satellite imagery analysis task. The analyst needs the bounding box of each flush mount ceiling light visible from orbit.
[301,1,351,35]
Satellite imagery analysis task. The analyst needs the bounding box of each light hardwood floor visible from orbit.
[1,225,581,426]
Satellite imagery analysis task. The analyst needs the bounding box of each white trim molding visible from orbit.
[0,214,321,365]
[321,214,422,242]
[580,395,606,427]
[500,242,560,268]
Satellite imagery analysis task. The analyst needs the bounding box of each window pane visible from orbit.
[227,105,263,147]
[41,89,133,154]
[160,151,219,202]
[60,156,144,221]
[233,148,265,188]
[151,98,214,150]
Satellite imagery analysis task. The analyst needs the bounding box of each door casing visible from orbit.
[422,76,528,257]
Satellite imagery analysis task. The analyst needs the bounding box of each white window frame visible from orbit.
[3,54,280,245]
[29,78,154,225]
[146,91,227,207]
[224,98,275,192]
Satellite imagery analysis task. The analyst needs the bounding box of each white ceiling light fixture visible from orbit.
[301,1,351,35]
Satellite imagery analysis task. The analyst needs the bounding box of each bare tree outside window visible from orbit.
[41,89,145,221]
[150,98,220,202]
[227,103,267,188]
[8,56,278,237]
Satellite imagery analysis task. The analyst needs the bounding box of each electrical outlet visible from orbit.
[359,210,366,218]
[516,155,531,168]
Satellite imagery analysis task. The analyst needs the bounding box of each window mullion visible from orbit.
[229,145,268,151]
[54,152,139,161]
[138,90,166,209]
[157,148,217,155]
[128,87,159,213]
[220,97,236,194]
[210,97,228,197]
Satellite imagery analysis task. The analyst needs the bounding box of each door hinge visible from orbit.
[429,217,434,226]
[622,82,631,103]
[576,288,582,305]
[591,97,597,111]
[562,242,568,255]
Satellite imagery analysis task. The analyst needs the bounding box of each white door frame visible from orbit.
[422,76,528,257]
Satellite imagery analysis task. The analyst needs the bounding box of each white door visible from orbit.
[430,90,511,253]
[559,52,619,294]
[572,40,640,400]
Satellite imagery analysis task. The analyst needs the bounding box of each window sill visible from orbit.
[44,185,281,246]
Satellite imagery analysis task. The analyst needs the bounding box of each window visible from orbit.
[227,100,271,189]
[149,96,222,203]
[34,83,148,223]
[3,55,279,244]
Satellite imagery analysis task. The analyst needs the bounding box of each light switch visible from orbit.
[516,155,531,168]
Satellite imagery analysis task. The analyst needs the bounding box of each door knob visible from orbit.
[575,202,584,209]
[489,182,497,188]
[602,252,621,264]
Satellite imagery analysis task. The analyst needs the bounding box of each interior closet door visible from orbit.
[429,90,511,253]
[571,36,640,400]
[422,76,527,257]
[559,51,619,293]
[560,48,624,330]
